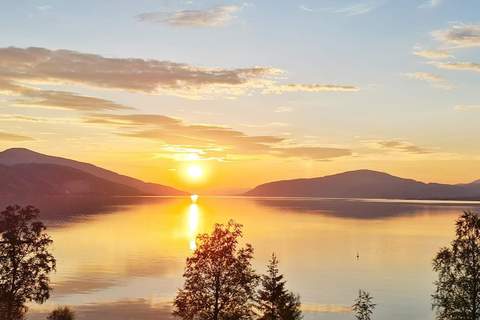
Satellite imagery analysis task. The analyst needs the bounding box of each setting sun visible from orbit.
[186,164,203,180]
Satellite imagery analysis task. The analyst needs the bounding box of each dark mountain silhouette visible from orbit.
[0,163,144,196]
[0,148,186,195]
[245,170,480,200]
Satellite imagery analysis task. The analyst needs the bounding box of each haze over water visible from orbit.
[15,196,480,320]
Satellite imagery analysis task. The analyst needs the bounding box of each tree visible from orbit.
[257,253,302,320]
[173,220,259,320]
[432,211,480,320]
[352,290,375,320]
[0,205,56,320]
[47,306,75,320]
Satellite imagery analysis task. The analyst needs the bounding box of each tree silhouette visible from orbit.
[173,220,259,320]
[257,253,302,320]
[433,211,480,320]
[0,205,56,320]
[47,306,75,320]
[352,290,375,320]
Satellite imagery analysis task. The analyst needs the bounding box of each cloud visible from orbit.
[0,47,358,100]
[419,0,443,8]
[431,61,480,73]
[403,72,451,89]
[454,105,480,112]
[15,89,132,111]
[136,5,241,27]
[84,113,352,161]
[274,106,294,113]
[433,23,480,48]
[265,83,359,94]
[299,5,314,12]
[365,139,431,154]
[334,3,379,16]
[0,131,34,141]
[412,49,452,59]
[308,2,381,16]
[0,78,131,111]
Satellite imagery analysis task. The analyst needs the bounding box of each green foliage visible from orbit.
[257,253,302,320]
[352,290,375,320]
[47,306,75,320]
[433,211,480,320]
[173,220,259,320]
[0,205,56,320]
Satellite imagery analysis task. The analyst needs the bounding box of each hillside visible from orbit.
[0,148,186,196]
[245,170,480,200]
[0,163,145,196]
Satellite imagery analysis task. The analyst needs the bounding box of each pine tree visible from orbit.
[257,253,302,320]
[352,290,375,320]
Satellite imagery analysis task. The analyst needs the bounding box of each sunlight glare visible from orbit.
[187,164,203,180]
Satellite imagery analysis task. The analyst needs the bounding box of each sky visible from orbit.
[0,0,479,193]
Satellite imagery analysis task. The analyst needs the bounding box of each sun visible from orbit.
[186,164,203,180]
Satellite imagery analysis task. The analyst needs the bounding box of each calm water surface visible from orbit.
[9,196,480,320]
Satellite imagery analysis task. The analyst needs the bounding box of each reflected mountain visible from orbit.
[28,299,174,320]
[253,197,480,219]
[0,196,178,223]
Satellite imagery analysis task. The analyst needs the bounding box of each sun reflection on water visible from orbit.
[187,203,200,251]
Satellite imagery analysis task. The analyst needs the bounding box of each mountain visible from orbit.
[0,148,186,196]
[0,163,144,196]
[245,170,480,200]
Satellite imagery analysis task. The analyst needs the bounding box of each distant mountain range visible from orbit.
[245,170,480,200]
[0,148,186,196]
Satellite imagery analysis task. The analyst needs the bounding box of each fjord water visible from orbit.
[17,196,480,320]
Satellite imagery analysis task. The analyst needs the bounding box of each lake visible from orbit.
[8,196,479,320]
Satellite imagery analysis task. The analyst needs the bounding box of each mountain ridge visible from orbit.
[0,148,186,196]
[245,169,480,200]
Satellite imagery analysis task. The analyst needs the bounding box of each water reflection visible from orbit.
[18,196,480,320]
[187,203,200,250]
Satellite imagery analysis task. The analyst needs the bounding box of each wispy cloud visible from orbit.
[136,5,241,27]
[454,105,480,112]
[432,23,480,48]
[298,2,381,16]
[274,106,294,113]
[412,49,452,59]
[419,0,443,8]
[0,131,34,141]
[431,61,480,73]
[335,3,379,16]
[403,72,452,89]
[265,83,359,94]
[364,139,431,154]
[299,5,314,12]
[0,78,131,112]
[0,47,358,100]
[84,113,352,161]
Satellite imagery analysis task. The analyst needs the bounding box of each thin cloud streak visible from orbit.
[413,49,452,59]
[432,61,480,73]
[364,139,431,154]
[136,5,241,27]
[0,131,34,141]
[454,105,480,112]
[403,72,452,89]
